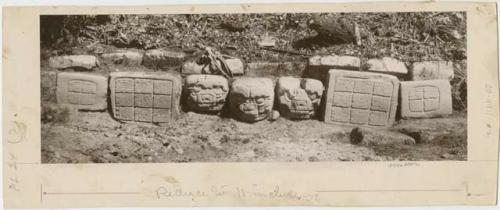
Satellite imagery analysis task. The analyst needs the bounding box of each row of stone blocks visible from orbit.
[324,70,452,127]
[48,50,245,75]
[305,55,455,82]
[55,69,452,126]
[48,53,454,81]
[57,72,182,123]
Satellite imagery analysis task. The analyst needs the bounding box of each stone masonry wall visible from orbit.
[43,51,460,127]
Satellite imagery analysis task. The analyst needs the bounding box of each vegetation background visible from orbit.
[40,12,467,110]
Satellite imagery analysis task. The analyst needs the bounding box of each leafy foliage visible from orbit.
[41,12,466,61]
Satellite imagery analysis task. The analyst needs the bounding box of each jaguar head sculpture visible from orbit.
[230,77,274,122]
[276,77,324,119]
[185,75,229,112]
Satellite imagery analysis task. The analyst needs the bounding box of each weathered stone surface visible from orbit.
[350,127,416,146]
[270,110,280,121]
[276,77,324,119]
[305,55,360,83]
[411,61,454,80]
[41,71,57,102]
[143,49,186,69]
[400,80,452,118]
[110,72,181,123]
[230,77,274,122]
[309,55,360,69]
[56,72,108,110]
[245,62,306,77]
[101,50,143,66]
[366,57,408,75]
[185,75,229,112]
[324,70,399,127]
[182,58,244,75]
[49,55,99,70]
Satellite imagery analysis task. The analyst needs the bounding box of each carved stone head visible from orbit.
[230,77,274,122]
[276,77,324,119]
[185,75,229,112]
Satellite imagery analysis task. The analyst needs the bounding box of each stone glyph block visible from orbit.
[143,49,186,69]
[230,77,274,122]
[400,80,452,118]
[185,75,229,112]
[324,70,399,127]
[305,55,360,83]
[276,77,324,119]
[366,57,408,75]
[56,72,108,110]
[49,55,99,70]
[110,72,181,123]
[411,61,454,80]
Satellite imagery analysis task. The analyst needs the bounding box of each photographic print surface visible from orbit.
[40,12,467,163]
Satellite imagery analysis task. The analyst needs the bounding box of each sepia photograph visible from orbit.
[40,12,467,163]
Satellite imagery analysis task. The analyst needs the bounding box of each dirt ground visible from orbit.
[41,108,466,163]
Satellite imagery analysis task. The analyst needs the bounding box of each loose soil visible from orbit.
[41,109,466,163]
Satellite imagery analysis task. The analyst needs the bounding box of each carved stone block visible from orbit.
[324,70,399,127]
[143,49,186,70]
[49,55,99,70]
[366,57,408,76]
[276,77,324,119]
[101,50,143,66]
[182,58,244,75]
[110,72,181,123]
[411,61,454,81]
[185,75,229,112]
[305,55,360,83]
[229,77,274,122]
[400,80,452,118]
[56,72,108,110]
